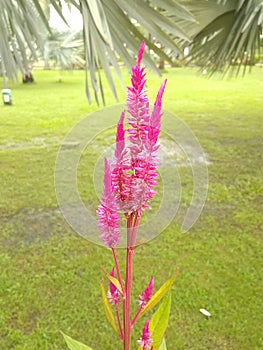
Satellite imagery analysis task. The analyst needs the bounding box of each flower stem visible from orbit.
[123,212,141,349]
[131,212,140,246]
[115,304,124,340]
[131,305,143,328]
[112,248,124,291]
[123,246,134,350]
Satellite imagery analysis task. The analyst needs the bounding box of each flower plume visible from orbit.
[138,276,154,307]
[137,318,153,349]
[97,158,120,247]
[97,41,167,245]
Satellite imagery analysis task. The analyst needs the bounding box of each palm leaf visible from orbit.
[75,0,192,104]
[180,0,263,74]
[0,0,192,104]
[0,0,49,80]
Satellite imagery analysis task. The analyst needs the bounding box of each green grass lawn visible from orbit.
[0,67,262,349]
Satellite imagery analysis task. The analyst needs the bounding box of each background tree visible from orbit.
[178,0,263,74]
[0,0,60,82]
[0,0,192,102]
[43,30,85,70]
[0,0,262,102]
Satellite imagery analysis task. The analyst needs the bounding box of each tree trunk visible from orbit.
[22,71,34,83]
[158,44,165,69]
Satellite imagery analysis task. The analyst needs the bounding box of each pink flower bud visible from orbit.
[137,318,153,349]
[138,276,154,307]
[107,268,121,304]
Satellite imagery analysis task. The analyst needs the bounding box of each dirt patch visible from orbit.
[0,136,61,151]
[159,138,211,167]
[0,208,69,248]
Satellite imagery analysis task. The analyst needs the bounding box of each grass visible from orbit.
[0,67,262,349]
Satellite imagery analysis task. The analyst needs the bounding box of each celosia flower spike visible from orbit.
[112,113,132,207]
[107,268,121,304]
[122,43,167,215]
[137,318,153,349]
[99,42,167,219]
[97,158,120,247]
[127,42,150,159]
[137,40,145,66]
[115,111,125,159]
[138,276,154,307]
[149,79,167,145]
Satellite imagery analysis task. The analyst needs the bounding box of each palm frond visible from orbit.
[75,0,192,105]
[0,0,50,80]
[44,30,85,70]
[0,0,192,104]
[180,0,263,74]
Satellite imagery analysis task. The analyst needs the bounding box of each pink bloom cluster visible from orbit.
[107,268,121,304]
[97,41,167,247]
[138,277,154,307]
[137,318,153,349]
[97,159,120,248]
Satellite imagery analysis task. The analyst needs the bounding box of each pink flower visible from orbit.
[107,268,121,304]
[124,41,166,214]
[111,112,133,207]
[138,276,154,307]
[97,158,120,247]
[98,41,167,230]
[137,318,153,349]
[149,79,167,145]
[127,41,150,161]
[114,111,126,160]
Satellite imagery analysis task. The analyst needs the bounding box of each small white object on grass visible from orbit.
[200,308,211,318]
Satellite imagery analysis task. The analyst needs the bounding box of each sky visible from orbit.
[49,2,83,31]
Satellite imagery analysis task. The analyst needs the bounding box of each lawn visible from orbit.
[0,67,262,350]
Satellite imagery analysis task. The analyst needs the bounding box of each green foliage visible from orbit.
[0,0,191,104]
[102,267,123,295]
[179,0,263,73]
[150,293,171,350]
[43,30,85,70]
[0,68,262,349]
[100,280,119,335]
[139,271,178,318]
[158,337,167,350]
[62,332,93,350]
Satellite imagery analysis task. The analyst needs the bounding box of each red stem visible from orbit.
[131,305,143,328]
[123,211,141,349]
[115,304,124,340]
[123,214,134,350]
[112,248,124,291]
[131,212,140,246]
[123,246,134,350]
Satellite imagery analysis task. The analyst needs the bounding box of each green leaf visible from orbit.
[102,267,123,295]
[139,270,179,318]
[100,280,119,334]
[61,332,93,350]
[150,293,171,350]
[158,337,167,350]
[181,0,263,74]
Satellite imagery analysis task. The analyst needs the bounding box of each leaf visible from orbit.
[158,337,167,350]
[61,332,93,350]
[100,279,119,334]
[1,0,192,104]
[149,293,171,350]
[139,270,179,318]
[85,0,113,47]
[181,0,263,75]
[102,267,123,295]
